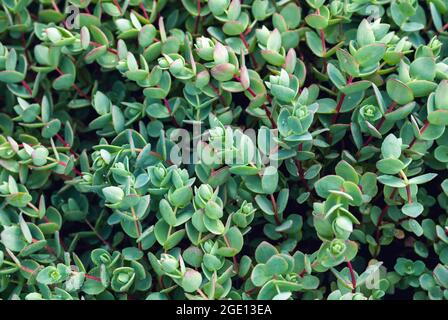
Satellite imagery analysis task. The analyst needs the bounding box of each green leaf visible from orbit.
[402,202,424,218]
[377,175,406,188]
[381,134,402,159]
[354,44,386,67]
[181,269,202,292]
[255,241,279,264]
[315,175,345,198]
[376,158,405,175]
[170,186,193,208]
[433,264,448,288]
[255,195,274,215]
[262,166,278,194]
[408,173,437,185]
[386,79,414,105]
[1,226,27,252]
[336,49,359,77]
[159,199,177,226]
[42,119,62,139]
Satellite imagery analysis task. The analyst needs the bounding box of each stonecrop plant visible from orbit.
[0,0,448,301]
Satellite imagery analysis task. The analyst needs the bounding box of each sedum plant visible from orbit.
[0,0,447,301]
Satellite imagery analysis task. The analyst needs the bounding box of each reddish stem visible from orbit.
[243,27,253,36]
[316,9,327,55]
[346,261,357,293]
[19,74,81,175]
[162,98,172,114]
[235,75,256,97]
[331,76,353,124]
[375,205,389,252]
[163,98,180,127]
[440,23,448,32]
[374,188,400,256]
[55,67,91,100]
[21,265,36,274]
[319,29,327,55]
[295,144,310,192]
[54,133,79,158]
[57,159,83,176]
[131,207,142,250]
[89,41,119,55]
[139,2,149,20]
[209,82,226,105]
[331,93,346,124]
[194,0,201,34]
[112,0,123,14]
[376,101,397,130]
[148,150,173,165]
[408,120,430,149]
[389,187,398,200]
[261,105,277,129]
[85,274,102,282]
[223,235,239,273]
[85,219,112,249]
[51,0,61,13]
[21,80,33,96]
[239,33,258,70]
[269,194,281,225]
[32,238,58,257]
[405,185,412,204]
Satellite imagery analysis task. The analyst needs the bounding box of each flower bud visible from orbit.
[50,269,61,282]
[333,216,353,239]
[428,37,442,56]
[158,57,170,69]
[232,201,256,228]
[169,58,185,75]
[195,37,215,61]
[205,200,223,219]
[82,173,93,183]
[213,42,229,65]
[45,27,62,43]
[295,105,309,119]
[111,267,135,292]
[360,104,381,122]
[329,239,346,257]
[160,253,179,273]
[330,0,343,15]
[31,147,49,166]
[256,26,270,47]
[102,186,124,203]
[195,184,214,208]
[154,167,166,179]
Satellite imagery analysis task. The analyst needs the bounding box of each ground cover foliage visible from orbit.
[0,0,448,300]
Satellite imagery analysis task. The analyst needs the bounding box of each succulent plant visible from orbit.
[0,0,447,302]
